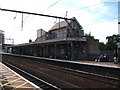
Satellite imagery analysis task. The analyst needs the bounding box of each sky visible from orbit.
[0,0,119,44]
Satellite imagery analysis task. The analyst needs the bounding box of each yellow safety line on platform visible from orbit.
[1,70,11,72]
[3,78,21,86]
[6,80,26,83]
[3,75,16,79]
[0,79,8,81]
[1,76,35,89]
[0,76,7,80]
[1,72,13,75]
[0,63,39,89]
[0,83,3,87]
[16,87,36,90]
[0,78,7,81]
[0,79,13,88]
[0,79,25,83]
[12,85,37,89]
[15,82,28,88]
[2,84,12,87]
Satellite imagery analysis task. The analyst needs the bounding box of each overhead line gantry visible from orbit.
[0,8,72,20]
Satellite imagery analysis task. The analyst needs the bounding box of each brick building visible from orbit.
[7,17,100,60]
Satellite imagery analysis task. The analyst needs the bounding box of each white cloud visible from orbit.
[83,20,118,43]
[0,0,118,44]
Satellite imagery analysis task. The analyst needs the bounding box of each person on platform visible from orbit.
[113,50,118,64]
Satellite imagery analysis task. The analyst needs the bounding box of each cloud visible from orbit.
[0,0,118,44]
[84,20,118,42]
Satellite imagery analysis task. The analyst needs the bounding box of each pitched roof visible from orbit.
[49,17,75,31]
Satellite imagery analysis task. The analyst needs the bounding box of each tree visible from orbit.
[99,42,106,50]
[106,34,120,50]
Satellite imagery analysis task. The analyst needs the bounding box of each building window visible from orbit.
[60,49,64,54]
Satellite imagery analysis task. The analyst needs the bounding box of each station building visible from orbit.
[0,30,4,52]
[7,17,100,60]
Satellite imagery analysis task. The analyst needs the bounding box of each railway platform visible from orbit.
[0,62,40,90]
[1,53,120,80]
[73,61,120,68]
[45,57,120,69]
[2,53,120,68]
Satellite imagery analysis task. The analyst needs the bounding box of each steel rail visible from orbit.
[3,62,61,90]
[45,62,119,81]
[2,53,120,80]
[32,60,119,87]
[2,53,119,87]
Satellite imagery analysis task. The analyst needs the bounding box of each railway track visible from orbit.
[3,62,61,90]
[2,54,120,89]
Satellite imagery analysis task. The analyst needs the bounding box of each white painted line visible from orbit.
[0,62,41,89]
[4,62,60,90]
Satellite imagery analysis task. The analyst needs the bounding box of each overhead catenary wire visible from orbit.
[23,0,62,23]
[53,3,105,25]
[53,2,117,24]
[11,2,117,31]
[70,3,103,12]
[0,0,62,27]
[0,2,117,32]
[83,17,118,36]
[23,1,105,28]
[0,0,63,31]
[0,8,117,31]
[69,2,116,13]
[41,0,62,13]
[0,7,73,32]
[84,17,118,27]
[0,8,72,20]
[24,2,102,23]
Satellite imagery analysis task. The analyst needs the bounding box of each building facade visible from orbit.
[7,17,100,60]
[0,30,4,45]
[0,30,4,52]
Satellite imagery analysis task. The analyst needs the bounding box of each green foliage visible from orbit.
[105,40,116,50]
[106,34,120,43]
[99,34,120,50]
[99,42,106,50]
[106,34,120,50]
